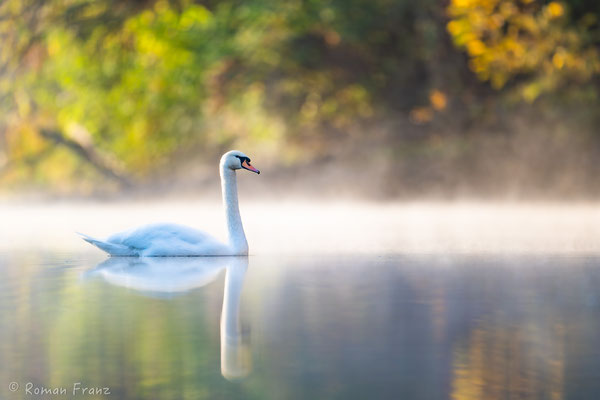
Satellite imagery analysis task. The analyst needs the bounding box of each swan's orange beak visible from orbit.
[242,160,260,174]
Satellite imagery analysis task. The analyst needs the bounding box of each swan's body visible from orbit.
[80,223,232,256]
[80,150,260,256]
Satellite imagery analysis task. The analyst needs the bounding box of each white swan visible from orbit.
[79,150,260,256]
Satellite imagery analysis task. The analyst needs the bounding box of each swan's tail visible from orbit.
[77,232,133,256]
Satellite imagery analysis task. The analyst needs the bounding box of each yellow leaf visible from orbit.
[552,53,565,69]
[467,39,486,56]
[430,90,448,111]
[410,107,433,124]
[547,2,564,19]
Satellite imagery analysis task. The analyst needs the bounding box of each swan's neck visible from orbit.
[220,168,248,255]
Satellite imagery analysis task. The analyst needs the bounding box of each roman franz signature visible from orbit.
[20,382,111,396]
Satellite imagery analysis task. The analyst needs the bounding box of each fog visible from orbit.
[3,200,600,254]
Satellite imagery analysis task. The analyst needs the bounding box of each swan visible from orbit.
[79,150,260,256]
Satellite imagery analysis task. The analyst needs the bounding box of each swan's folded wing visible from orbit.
[107,223,227,256]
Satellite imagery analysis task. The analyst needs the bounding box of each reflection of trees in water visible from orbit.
[44,279,220,398]
[0,253,77,398]
[451,317,565,400]
[409,259,600,400]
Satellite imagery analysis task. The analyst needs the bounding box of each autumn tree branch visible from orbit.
[39,128,133,189]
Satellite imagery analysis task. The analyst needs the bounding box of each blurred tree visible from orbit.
[0,0,446,191]
[447,0,600,101]
[1,0,600,195]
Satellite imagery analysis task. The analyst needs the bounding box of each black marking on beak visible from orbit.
[235,155,260,174]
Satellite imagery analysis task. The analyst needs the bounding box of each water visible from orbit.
[1,252,599,399]
[2,202,600,399]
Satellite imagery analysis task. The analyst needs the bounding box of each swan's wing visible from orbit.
[106,223,228,256]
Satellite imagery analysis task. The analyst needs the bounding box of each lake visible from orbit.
[1,202,600,399]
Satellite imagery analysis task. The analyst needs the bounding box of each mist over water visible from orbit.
[3,200,600,254]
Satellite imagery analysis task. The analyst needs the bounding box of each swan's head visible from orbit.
[221,150,260,174]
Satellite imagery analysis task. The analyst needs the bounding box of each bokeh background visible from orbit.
[1,0,600,199]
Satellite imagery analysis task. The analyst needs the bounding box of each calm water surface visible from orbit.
[1,252,599,399]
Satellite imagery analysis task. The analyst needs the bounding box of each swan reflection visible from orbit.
[83,256,251,380]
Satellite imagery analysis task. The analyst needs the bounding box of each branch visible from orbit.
[39,128,133,189]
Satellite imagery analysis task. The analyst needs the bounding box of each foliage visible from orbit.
[0,0,599,193]
[447,0,600,100]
